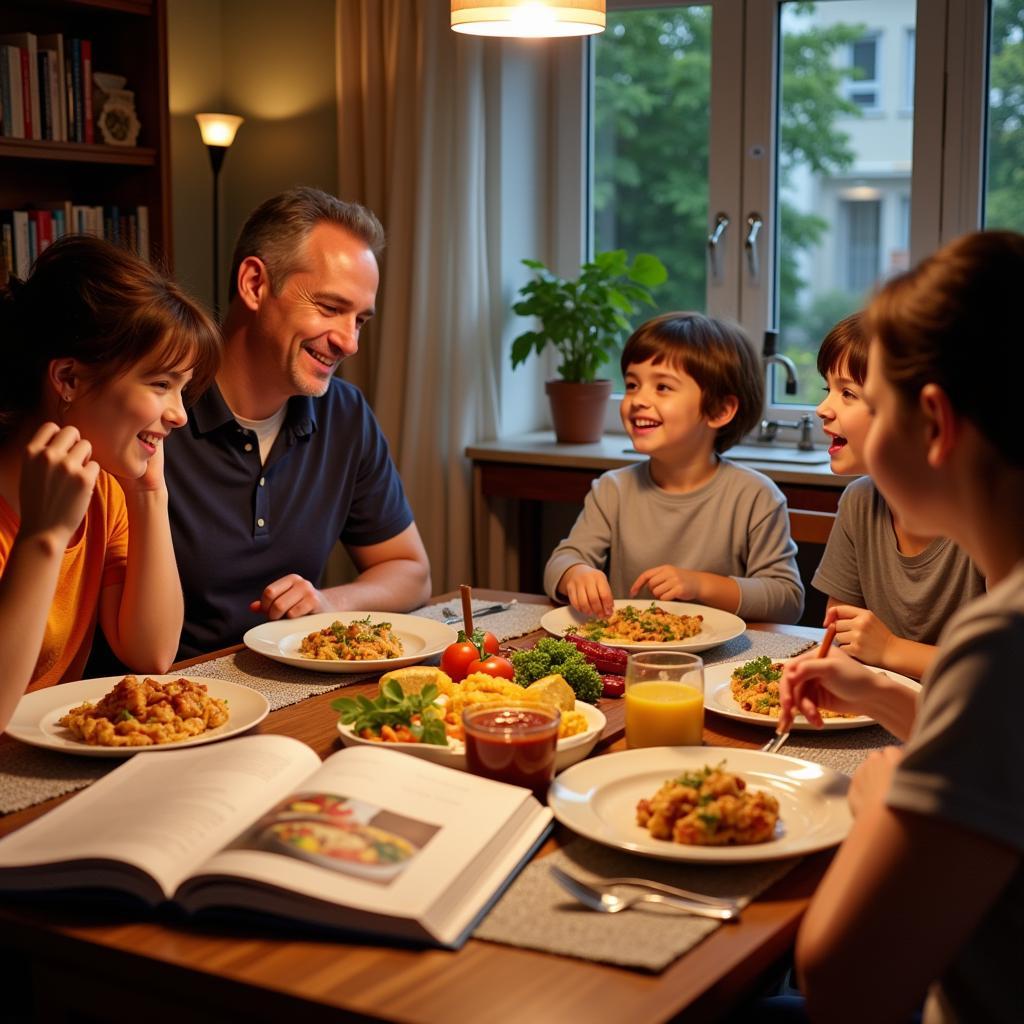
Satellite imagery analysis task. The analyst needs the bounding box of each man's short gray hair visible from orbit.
[228,186,385,299]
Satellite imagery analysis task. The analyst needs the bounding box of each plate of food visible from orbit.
[6,674,270,758]
[540,600,745,653]
[334,667,607,773]
[704,656,921,730]
[548,746,852,863]
[243,611,458,674]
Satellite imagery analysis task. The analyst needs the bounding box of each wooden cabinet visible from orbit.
[0,0,170,267]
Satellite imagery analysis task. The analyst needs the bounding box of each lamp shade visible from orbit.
[451,1,605,37]
[195,113,244,148]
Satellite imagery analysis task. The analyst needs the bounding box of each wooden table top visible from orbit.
[0,591,828,1024]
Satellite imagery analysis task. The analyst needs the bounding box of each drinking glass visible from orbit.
[624,651,704,747]
[462,702,561,801]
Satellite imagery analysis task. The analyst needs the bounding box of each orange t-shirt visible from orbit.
[0,471,129,691]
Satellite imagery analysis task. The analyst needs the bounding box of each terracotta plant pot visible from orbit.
[545,379,613,444]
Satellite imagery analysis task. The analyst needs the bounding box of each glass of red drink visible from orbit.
[462,702,561,801]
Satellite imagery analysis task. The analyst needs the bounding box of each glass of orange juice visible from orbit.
[624,652,704,747]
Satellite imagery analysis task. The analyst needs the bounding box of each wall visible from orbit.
[167,0,338,309]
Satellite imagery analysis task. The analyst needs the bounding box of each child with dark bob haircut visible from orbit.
[812,312,984,679]
[544,311,804,623]
[0,236,220,734]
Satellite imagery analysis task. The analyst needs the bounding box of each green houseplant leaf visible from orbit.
[509,250,668,382]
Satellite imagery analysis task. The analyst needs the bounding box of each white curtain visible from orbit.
[334,0,504,592]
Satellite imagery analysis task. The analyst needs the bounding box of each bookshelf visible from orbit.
[0,0,170,270]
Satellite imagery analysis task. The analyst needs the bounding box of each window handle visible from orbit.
[745,213,763,280]
[707,213,730,279]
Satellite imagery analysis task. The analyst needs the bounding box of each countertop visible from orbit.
[466,431,858,489]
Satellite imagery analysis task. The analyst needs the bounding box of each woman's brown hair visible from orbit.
[0,235,220,438]
[816,312,868,384]
[620,311,764,452]
[864,229,1024,468]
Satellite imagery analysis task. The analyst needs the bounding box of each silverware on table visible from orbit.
[764,623,838,755]
[441,600,517,626]
[549,865,740,921]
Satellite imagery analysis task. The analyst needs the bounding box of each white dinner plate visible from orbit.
[243,611,458,675]
[549,746,852,863]
[540,599,745,654]
[704,658,921,731]
[6,674,270,758]
[337,700,607,773]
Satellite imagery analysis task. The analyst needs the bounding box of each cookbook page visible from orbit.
[192,745,545,921]
[0,734,320,899]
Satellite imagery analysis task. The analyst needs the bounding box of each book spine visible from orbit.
[37,51,51,140]
[37,209,53,251]
[70,40,82,144]
[17,48,31,141]
[26,214,37,263]
[26,34,39,141]
[0,48,9,137]
[81,39,92,144]
[0,213,13,285]
[137,205,149,262]
[7,47,23,137]
[11,210,29,278]
[64,52,75,143]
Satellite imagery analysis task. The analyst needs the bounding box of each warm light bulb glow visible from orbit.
[451,1,605,38]
[195,113,244,148]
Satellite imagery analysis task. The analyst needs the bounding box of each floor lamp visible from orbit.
[195,113,244,318]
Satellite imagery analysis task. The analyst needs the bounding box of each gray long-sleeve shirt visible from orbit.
[543,459,804,624]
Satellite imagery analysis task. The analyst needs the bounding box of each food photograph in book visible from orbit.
[226,792,441,886]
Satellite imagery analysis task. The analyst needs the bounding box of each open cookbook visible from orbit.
[0,735,553,948]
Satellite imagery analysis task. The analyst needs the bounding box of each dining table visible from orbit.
[0,590,839,1024]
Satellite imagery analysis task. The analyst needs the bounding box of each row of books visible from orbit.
[0,203,150,282]
[0,31,93,143]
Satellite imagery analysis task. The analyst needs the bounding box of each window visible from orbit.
[904,27,916,110]
[845,33,882,111]
[572,0,993,431]
[841,198,881,292]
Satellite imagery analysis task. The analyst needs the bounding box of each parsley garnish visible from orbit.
[332,680,448,746]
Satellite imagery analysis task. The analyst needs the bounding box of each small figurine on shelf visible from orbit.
[93,72,141,146]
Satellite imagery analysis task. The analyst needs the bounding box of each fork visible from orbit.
[550,865,740,921]
[440,600,517,626]
[763,623,838,755]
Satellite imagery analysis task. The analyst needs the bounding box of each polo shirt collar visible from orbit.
[190,383,318,441]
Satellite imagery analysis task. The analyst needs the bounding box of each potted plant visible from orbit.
[510,249,668,443]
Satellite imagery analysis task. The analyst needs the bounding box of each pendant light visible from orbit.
[451,1,605,38]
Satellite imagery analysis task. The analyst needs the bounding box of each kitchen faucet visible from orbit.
[764,352,799,396]
[757,414,817,450]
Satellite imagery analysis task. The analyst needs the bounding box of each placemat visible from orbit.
[412,599,550,641]
[475,837,800,971]
[0,650,377,816]
[701,629,816,665]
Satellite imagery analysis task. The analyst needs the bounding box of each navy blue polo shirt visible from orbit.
[164,379,414,658]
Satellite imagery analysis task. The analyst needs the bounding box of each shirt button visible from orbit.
[257,518,265,528]
[244,443,254,452]
[259,477,265,487]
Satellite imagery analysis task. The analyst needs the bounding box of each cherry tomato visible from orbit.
[441,630,500,682]
[441,641,479,682]
[467,653,516,680]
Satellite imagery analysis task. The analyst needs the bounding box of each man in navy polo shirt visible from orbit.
[164,187,431,658]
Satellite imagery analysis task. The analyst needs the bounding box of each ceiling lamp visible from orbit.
[451,1,605,38]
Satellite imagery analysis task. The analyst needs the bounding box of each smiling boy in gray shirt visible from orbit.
[544,313,804,624]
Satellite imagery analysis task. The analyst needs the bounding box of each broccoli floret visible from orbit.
[511,637,603,704]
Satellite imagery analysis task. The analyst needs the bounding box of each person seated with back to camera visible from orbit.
[811,312,985,679]
[0,236,220,733]
[543,311,804,625]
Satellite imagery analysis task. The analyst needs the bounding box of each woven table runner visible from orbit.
[475,837,800,971]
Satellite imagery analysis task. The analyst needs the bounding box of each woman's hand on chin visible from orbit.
[118,436,168,495]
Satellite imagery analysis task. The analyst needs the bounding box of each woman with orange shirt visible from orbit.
[0,236,219,732]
